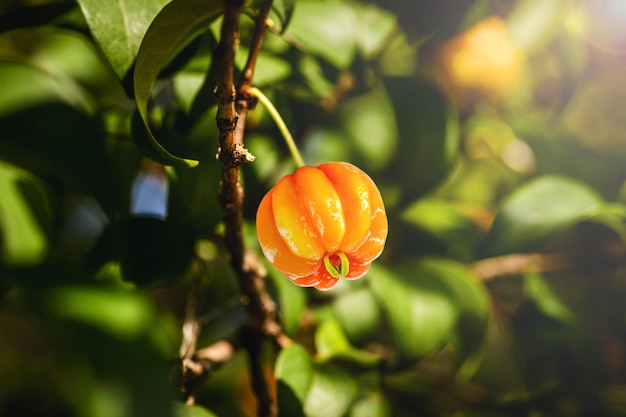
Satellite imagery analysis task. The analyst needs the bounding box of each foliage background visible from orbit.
[3,0,626,416]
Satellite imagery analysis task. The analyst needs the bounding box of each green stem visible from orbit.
[248,86,305,168]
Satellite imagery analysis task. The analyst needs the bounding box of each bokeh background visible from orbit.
[3,0,626,416]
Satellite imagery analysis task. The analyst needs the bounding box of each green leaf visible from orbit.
[236,46,292,86]
[525,272,577,326]
[368,263,456,364]
[332,287,382,345]
[0,59,90,116]
[285,0,358,68]
[349,392,391,417]
[276,343,314,416]
[46,287,154,338]
[338,83,398,170]
[44,286,176,354]
[133,0,225,167]
[400,197,477,259]
[0,161,49,267]
[354,4,396,59]
[76,0,171,80]
[353,3,418,76]
[172,402,218,417]
[369,259,490,368]
[277,343,359,417]
[268,266,306,336]
[315,318,382,368]
[269,0,295,33]
[481,175,603,257]
[304,363,358,417]
[303,128,352,164]
[587,202,626,243]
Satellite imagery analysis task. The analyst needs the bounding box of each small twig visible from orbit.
[178,339,238,404]
[471,252,571,281]
[179,259,211,361]
[238,0,275,94]
[471,245,626,282]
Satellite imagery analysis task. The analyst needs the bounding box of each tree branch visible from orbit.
[471,245,626,282]
[213,1,285,416]
[233,0,288,348]
[238,0,275,95]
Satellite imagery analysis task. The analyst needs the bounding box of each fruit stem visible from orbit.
[247,86,305,168]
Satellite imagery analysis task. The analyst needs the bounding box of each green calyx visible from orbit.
[323,252,350,278]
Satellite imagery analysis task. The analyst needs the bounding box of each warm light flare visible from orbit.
[433,17,526,102]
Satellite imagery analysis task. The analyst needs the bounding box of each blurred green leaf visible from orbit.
[76,0,170,80]
[303,128,352,165]
[268,267,307,336]
[169,32,218,120]
[0,161,49,267]
[354,4,396,60]
[401,197,478,261]
[375,29,419,77]
[369,259,489,368]
[525,272,577,326]
[315,318,382,368]
[587,202,626,243]
[332,287,382,345]
[167,153,222,234]
[133,0,225,167]
[25,29,122,98]
[338,83,398,170]
[46,286,150,336]
[285,0,357,68]
[354,4,418,76]
[369,263,456,364]
[236,46,291,86]
[277,342,360,417]
[469,319,532,403]
[276,343,314,416]
[384,75,460,203]
[296,55,337,99]
[481,175,603,257]
[349,392,391,417]
[172,402,218,417]
[44,286,177,354]
[0,59,91,115]
[304,362,358,417]
[269,0,295,33]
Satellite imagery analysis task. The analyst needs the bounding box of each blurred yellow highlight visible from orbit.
[434,17,526,102]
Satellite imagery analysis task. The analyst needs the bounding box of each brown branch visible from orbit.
[238,0,275,94]
[233,0,288,348]
[177,339,237,404]
[213,1,285,416]
[471,245,626,282]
